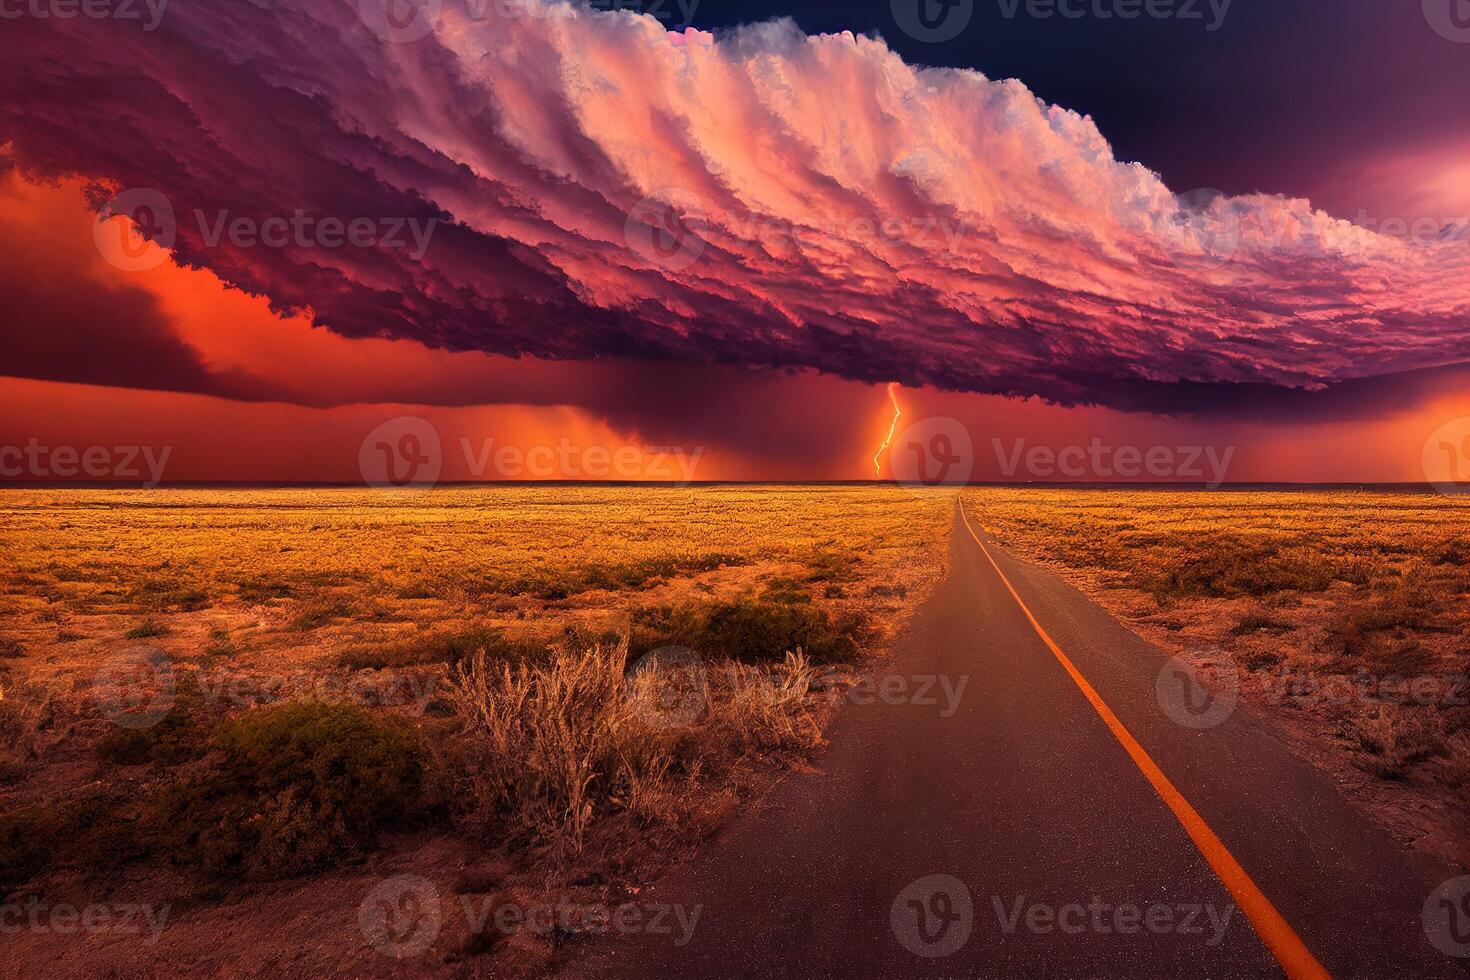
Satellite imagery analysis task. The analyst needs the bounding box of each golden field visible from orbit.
[0,485,951,976]
[0,485,950,687]
[4,483,1469,974]
[964,487,1470,866]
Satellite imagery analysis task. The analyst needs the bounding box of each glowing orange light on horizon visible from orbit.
[873,382,902,478]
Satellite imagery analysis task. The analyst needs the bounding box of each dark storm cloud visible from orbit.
[0,1,1466,419]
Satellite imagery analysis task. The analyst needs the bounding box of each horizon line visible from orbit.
[0,480,1459,492]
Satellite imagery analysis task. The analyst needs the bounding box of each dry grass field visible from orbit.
[964,487,1470,867]
[5,484,1468,974]
[0,484,950,687]
[0,485,950,975]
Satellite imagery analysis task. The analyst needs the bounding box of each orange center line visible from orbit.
[956,500,1331,980]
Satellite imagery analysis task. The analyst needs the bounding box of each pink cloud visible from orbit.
[0,1,1466,416]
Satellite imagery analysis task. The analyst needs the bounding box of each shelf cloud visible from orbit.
[2,0,1467,415]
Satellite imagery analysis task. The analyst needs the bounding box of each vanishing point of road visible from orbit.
[562,499,1468,979]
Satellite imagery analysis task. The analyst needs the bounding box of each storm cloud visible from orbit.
[2,0,1466,414]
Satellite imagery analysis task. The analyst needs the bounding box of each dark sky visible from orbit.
[678,0,1470,219]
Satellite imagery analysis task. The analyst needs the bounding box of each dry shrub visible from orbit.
[0,670,57,776]
[1230,613,1291,637]
[0,798,108,888]
[443,638,822,862]
[631,599,866,666]
[147,700,431,880]
[1137,536,1340,603]
[1443,734,1470,801]
[470,553,746,600]
[706,653,823,756]
[1318,584,1435,657]
[286,597,356,631]
[1364,640,1439,677]
[124,617,170,639]
[1353,706,1446,780]
[338,626,546,671]
[445,638,654,858]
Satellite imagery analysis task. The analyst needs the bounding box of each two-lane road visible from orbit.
[563,500,1467,978]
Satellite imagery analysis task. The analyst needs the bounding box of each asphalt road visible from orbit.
[561,500,1468,979]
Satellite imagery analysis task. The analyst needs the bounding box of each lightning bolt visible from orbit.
[872,382,902,479]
